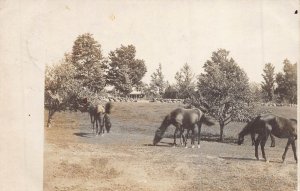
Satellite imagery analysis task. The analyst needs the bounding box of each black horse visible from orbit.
[153,108,214,148]
[238,114,297,163]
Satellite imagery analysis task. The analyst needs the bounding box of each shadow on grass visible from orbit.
[219,156,258,161]
[143,141,174,147]
[164,132,238,144]
[73,132,94,138]
[219,156,284,164]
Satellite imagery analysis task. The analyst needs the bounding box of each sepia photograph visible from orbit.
[0,0,298,191]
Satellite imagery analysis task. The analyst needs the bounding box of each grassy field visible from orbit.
[44,102,297,191]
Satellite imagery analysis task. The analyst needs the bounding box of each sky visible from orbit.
[25,0,299,84]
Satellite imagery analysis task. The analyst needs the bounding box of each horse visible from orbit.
[153,108,214,148]
[88,102,112,136]
[245,117,276,147]
[237,114,297,163]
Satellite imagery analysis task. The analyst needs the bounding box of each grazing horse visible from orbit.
[153,108,214,148]
[88,102,112,136]
[238,114,297,163]
[245,117,276,147]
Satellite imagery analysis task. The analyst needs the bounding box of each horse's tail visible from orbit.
[201,115,214,126]
[105,102,112,114]
[153,115,170,145]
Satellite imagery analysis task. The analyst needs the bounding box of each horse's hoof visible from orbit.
[282,160,287,165]
[192,145,195,149]
[185,146,188,149]
[265,160,270,163]
[197,145,201,149]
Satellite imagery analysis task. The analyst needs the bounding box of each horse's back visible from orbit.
[170,108,202,125]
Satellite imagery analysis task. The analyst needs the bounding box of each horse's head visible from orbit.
[153,129,163,146]
[237,133,244,145]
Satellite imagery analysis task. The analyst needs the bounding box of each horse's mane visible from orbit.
[239,115,261,136]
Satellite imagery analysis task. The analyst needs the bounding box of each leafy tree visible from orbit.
[163,85,178,99]
[107,45,147,95]
[113,65,132,96]
[195,49,251,141]
[45,56,80,127]
[71,33,106,92]
[149,63,167,97]
[261,63,275,102]
[275,59,297,104]
[249,82,263,102]
[174,63,196,99]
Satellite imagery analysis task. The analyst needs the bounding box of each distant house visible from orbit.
[129,89,145,99]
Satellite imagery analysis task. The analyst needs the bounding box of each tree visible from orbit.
[195,49,251,141]
[71,33,106,93]
[45,56,80,127]
[149,63,167,97]
[249,82,263,103]
[174,63,196,99]
[275,59,297,104]
[261,63,275,102]
[107,45,147,95]
[163,85,178,99]
[113,65,132,96]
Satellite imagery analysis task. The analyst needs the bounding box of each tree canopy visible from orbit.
[71,33,106,93]
[107,45,147,95]
[261,63,275,102]
[195,49,251,141]
[275,59,297,104]
[149,63,167,97]
[174,63,196,99]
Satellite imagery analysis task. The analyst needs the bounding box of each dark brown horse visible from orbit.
[238,114,297,163]
[88,102,112,136]
[153,108,214,148]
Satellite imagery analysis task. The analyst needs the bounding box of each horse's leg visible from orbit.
[99,112,104,136]
[291,138,297,163]
[173,126,179,147]
[270,134,275,147]
[91,113,95,133]
[179,128,184,146]
[191,127,196,148]
[282,138,292,162]
[184,130,189,148]
[251,132,255,146]
[95,114,99,136]
[255,135,262,160]
[197,123,202,148]
[260,135,269,162]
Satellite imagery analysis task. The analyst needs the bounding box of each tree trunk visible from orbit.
[219,122,224,142]
[47,109,56,128]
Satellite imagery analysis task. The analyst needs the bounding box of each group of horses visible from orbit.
[79,98,297,163]
[153,107,297,163]
[79,99,112,136]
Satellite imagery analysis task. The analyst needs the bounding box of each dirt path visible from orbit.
[44,103,297,191]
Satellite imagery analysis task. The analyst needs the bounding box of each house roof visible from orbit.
[129,90,143,95]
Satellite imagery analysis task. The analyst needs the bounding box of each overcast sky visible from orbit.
[28,0,299,84]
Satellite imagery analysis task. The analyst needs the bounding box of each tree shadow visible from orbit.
[73,132,94,138]
[200,133,238,144]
